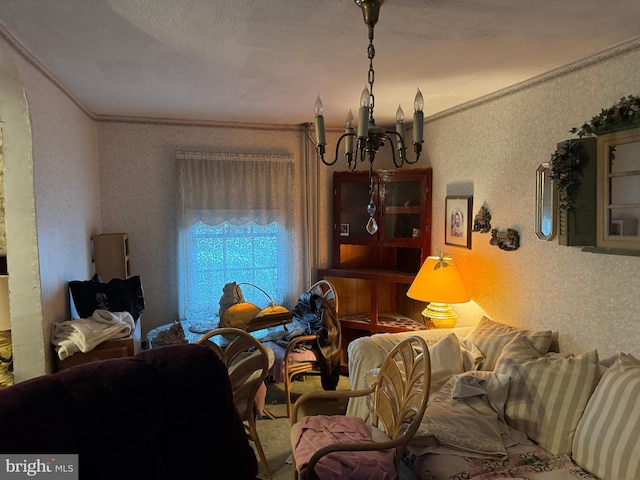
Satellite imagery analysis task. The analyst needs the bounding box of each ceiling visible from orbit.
[0,0,639,128]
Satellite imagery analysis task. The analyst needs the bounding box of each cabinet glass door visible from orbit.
[382,179,423,240]
[337,175,378,240]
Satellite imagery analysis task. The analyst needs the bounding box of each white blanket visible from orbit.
[52,309,135,360]
[346,327,473,419]
[409,371,531,459]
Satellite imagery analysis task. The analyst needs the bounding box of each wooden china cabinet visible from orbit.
[318,168,433,372]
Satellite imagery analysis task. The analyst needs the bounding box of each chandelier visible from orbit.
[312,0,424,172]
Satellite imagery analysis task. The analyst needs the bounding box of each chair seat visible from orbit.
[290,415,395,479]
[291,417,391,446]
[266,341,317,383]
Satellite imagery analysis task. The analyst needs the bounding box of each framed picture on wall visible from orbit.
[445,196,473,249]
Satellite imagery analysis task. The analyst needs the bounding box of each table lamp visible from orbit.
[406,253,470,328]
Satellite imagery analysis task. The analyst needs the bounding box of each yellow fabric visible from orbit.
[0,330,13,386]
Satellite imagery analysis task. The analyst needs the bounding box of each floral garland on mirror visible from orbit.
[549,140,583,210]
[550,95,640,210]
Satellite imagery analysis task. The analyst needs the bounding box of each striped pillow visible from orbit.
[572,353,640,480]
[494,334,599,455]
[464,316,553,371]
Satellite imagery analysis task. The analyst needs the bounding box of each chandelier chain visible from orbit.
[367,39,376,124]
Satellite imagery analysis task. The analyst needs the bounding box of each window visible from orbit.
[183,219,288,319]
[596,128,640,251]
[176,151,296,322]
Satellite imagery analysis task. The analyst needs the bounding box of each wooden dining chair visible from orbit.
[196,327,273,479]
[289,335,431,480]
[269,279,340,417]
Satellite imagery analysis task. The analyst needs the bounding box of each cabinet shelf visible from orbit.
[384,206,422,214]
[339,313,427,332]
[319,267,416,283]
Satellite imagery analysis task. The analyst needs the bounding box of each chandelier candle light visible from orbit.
[313,0,424,172]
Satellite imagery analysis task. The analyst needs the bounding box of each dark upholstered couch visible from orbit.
[0,343,258,479]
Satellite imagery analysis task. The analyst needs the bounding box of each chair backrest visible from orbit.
[307,279,341,379]
[195,327,270,420]
[307,279,338,314]
[371,335,431,459]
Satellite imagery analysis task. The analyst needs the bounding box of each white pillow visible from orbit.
[494,334,599,455]
[572,352,640,480]
[464,316,553,371]
[459,336,484,371]
[428,333,467,395]
[410,371,511,459]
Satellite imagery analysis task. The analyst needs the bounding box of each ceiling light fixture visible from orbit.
[312,0,424,172]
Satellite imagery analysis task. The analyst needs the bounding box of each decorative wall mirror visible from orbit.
[535,162,556,240]
[596,127,640,250]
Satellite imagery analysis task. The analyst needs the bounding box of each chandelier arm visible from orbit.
[408,142,422,164]
[385,135,403,169]
[308,130,330,166]
[388,130,406,163]
[353,145,362,170]
[317,145,332,166]
[317,132,358,167]
[386,131,406,168]
[387,130,422,165]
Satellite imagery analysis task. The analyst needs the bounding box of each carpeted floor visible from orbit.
[253,374,351,480]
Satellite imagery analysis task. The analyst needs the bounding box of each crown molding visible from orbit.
[2,23,638,128]
[175,151,293,162]
[96,114,303,132]
[427,36,640,123]
[0,24,96,121]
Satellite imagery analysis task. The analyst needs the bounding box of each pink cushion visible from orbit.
[266,341,318,383]
[294,415,395,480]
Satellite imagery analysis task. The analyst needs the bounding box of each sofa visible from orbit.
[347,316,640,480]
[0,343,258,480]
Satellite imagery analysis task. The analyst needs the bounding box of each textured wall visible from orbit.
[96,121,336,337]
[422,48,640,359]
[0,34,101,376]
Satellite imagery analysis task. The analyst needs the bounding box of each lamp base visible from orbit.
[421,302,457,329]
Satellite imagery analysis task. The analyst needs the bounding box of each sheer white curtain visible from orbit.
[176,151,299,321]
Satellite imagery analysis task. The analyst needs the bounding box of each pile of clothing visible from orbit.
[275,291,341,391]
[52,309,135,360]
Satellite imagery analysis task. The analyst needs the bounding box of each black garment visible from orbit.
[69,274,145,321]
[278,291,341,390]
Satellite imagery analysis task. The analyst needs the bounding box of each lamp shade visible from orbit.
[407,256,470,304]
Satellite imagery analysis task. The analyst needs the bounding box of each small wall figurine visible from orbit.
[490,228,520,251]
[473,206,492,233]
